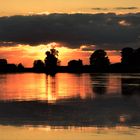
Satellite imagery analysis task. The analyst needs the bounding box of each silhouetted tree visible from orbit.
[0,59,8,72]
[7,64,17,72]
[121,47,134,65]
[17,63,25,72]
[33,60,45,72]
[0,59,18,72]
[44,48,60,73]
[67,59,83,72]
[0,59,7,65]
[68,59,83,67]
[90,49,110,70]
[133,48,140,66]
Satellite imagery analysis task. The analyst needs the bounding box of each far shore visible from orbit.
[0,64,140,74]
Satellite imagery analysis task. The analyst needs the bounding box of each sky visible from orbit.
[0,0,140,16]
[0,0,140,67]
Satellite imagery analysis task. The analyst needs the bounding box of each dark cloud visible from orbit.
[0,41,17,47]
[91,7,139,11]
[91,8,108,11]
[80,45,96,51]
[115,7,138,10]
[0,13,140,50]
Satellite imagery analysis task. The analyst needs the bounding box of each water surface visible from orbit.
[0,73,140,139]
[0,73,131,101]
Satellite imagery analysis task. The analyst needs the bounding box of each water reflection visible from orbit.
[90,73,108,95]
[0,73,140,128]
[0,73,47,101]
[121,74,140,95]
[90,73,122,96]
[45,73,94,102]
[0,73,140,101]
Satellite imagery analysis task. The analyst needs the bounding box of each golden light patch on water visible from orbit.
[0,125,140,140]
[0,73,95,102]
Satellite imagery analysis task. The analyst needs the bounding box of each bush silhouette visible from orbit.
[90,49,110,70]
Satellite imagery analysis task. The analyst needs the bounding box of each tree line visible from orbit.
[33,47,140,73]
[0,47,140,73]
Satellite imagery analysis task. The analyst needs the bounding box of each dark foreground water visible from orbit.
[0,73,140,140]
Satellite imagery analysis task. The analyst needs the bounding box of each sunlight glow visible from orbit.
[0,42,121,67]
[118,20,131,26]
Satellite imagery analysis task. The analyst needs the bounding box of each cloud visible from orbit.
[0,13,140,50]
[115,7,138,10]
[80,45,96,51]
[91,8,108,11]
[90,7,139,12]
[118,20,131,26]
[0,42,18,47]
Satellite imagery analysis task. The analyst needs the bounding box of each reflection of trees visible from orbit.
[45,75,58,102]
[121,74,140,95]
[45,73,94,101]
[90,74,108,95]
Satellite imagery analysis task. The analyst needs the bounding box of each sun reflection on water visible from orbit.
[0,73,139,102]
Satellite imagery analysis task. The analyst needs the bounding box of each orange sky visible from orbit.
[0,0,140,16]
[0,1,139,67]
[0,44,121,67]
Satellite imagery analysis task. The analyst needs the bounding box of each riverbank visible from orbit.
[0,64,140,74]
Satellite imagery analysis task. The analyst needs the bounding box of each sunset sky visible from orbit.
[0,0,140,67]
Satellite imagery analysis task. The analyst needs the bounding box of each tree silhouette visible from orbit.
[68,59,83,67]
[90,49,110,70]
[44,48,60,73]
[0,59,7,65]
[67,59,83,72]
[33,60,45,72]
[17,63,24,72]
[121,47,134,65]
[133,48,140,66]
